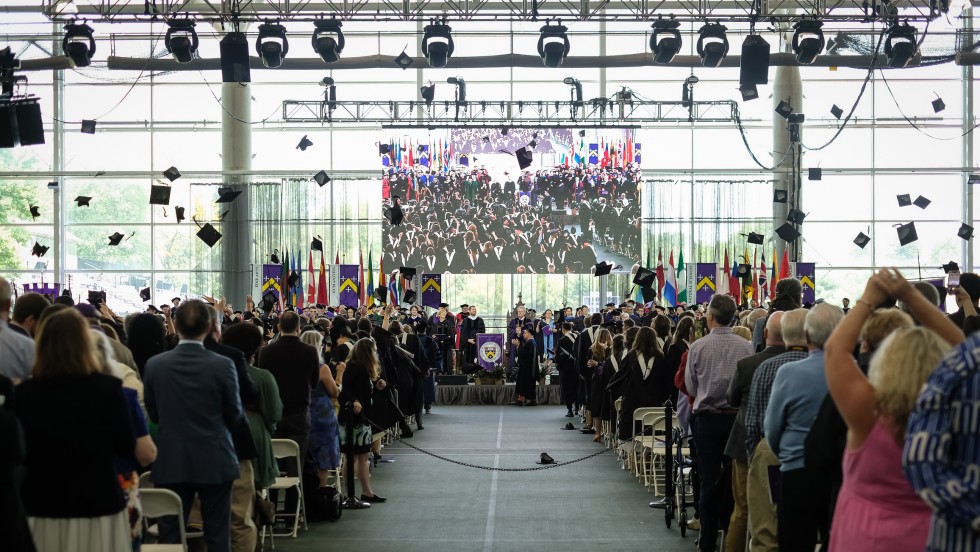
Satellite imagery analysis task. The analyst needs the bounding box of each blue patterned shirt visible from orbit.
[903,334,980,552]
[743,347,809,460]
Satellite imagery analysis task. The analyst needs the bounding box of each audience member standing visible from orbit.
[459,305,486,372]
[684,294,754,552]
[764,303,844,552]
[144,300,243,552]
[514,326,539,406]
[0,278,36,384]
[14,308,135,552]
[125,312,169,376]
[300,330,342,485]
[555,322,579,417]
[0,372,34,552]
[10,292,50,338]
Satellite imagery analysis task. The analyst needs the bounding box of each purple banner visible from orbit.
[695,263,717,305]
[22,282,62,298]
[420,274,442,308]
[261,264,283,304]
[476,333,505,371]
[795,262,816,305]
[335,264,360,307]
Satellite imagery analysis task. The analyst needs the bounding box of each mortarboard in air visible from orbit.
[808,168,822,181]
[163,166,181,182]
[633,267,656,288]
[374,286,388,303]
[942,261,960,274]
[311,237,323,252]
[932,97,945,113]
[399,266,417,279]
[403,289,417,304]
[853,232,871,249]
[260,291,277,312]
[287,271,300,288]
[897,222,918,246]
[108,232,125,246]
[297,135,313,151]
[640,287,657,304]
[149,184,172,205]
[271,250,280,264]
[515,147,533,170]
[913,195,931,209]
[216,187,242,203]
[196,223,222,248]
[786,209,807,224]
[897,194,912,207]
[394,50,414,69]
[175,206,186,223]
[775,223,801,242]
[29,204,40,221]
[379,144,391,155]
[386,196,404,225]
[747,232,765,245]
[31,241,49,258]
[139,287,151,302]
[217,210,229,221]
[737,264,751,278]
[80,119,96,134]
[314,170,330,187]
[578,129,587,137]
[773,189,788,203]
[958,223,974,240]
[830,104,844,120]
[594,261,613,277]
[75,196,92,207]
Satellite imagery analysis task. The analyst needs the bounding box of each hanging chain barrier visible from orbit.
[392,438,622,472]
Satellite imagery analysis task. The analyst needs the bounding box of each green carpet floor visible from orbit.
[270,405,697,552]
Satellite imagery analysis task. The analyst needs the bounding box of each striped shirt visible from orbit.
[685,327,755,413]
[743,347,809,459]
[903,335,980,552]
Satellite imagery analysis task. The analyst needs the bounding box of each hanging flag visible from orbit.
[388,270,399,305]
[307,249,316,306]
[588,143,599,165]
[770,249,779,298]
[378,258,387,303]
[634,143,642,164]
[280,248,290,310]
[751,249,759,304]
[335,250,340,265]
[317,251,328,305]
[407,142,415,167]
[420,274,442,308]
[780,250,791,282]
[796,262,816,305]
[717,250,731,297]
[419,144,429,167]
[330,264,360,307]
[366,250,375,307]
[664,251,678,307]
[695,263,718,304]
[656,249,665,300]
[742,246,753,302]
[262,264,284,312]
[358,250,366,307]
[730,253,741,304]
[759,251,768,305]
[677,250,687,305]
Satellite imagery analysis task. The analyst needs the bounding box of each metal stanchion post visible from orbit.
[663,400,675,527]
[341,402,359,509]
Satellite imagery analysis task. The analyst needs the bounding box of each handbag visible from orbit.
[254,492,275,528]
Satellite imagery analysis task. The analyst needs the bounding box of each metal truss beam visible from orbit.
[280,98,739,125]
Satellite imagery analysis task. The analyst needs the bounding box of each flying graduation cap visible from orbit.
[808,168,822,181]
[786,209,807,225]
[31,241,49,258]
[633,267,656,288]
[75,196,92,207]
[163,166,181,182]
[747,232,765,245]
[314,170,330,187]
[196,223,222,248]
[29,204,40,221]
[958,223,974,240]
[175,206,186,223]
[139,287,151,302]
[897,194,912,207]
[216,187,242,203]
[913,195,931,209]
[399,266,417,279]
[640,287,657,304]
[374,286,388,303]
[403,289,417,304]
[108,232,126,246]
[773,189,788,203]
[260,291,277,312]
[896,222,918,246]
[593,261,614,277]
[853,232,871,249]
[297,135,313,151]
[942,261,960,274]
[515,147,533,170]
[311,237,323,252]
[80,119,96,134]
[149,184,172,206]
[271,249,280,264]
[775,223,801,242]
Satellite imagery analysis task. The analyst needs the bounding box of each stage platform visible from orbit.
[436,383,563,406]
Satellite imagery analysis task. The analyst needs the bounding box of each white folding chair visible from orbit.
[627,407,660,477]
[140,488,187,552]
[268,439,307,538]
[138,472,203,544]
[638,413,668,494]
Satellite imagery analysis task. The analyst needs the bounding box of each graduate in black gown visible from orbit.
[616,327,672,442]
[513,326,539,406]
[554,322,579,417]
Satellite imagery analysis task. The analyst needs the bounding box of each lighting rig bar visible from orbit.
[280,98,739,126]
[40,0,947,23]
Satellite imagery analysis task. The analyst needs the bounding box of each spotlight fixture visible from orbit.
[319,77,337,111]
[447,76,467,103]
[739,84,759,101]
[420,83,436,105]
[538,20,570,68]
[681,75,698,109]
[312,19,344,64]
[421,19,454,68]
[164,20,199,64]
[650,18,682,65]
[792,19,825,65]
[884,22,918,68]
[63,22,96,68]
[563,77,583,106]
[256,22,289,68]
[696,23,729,68]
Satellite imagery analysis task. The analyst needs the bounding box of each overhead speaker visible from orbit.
[0,105,16,148]
[219,32,251,83]
[16,102,44,146]
[739,35,771,87]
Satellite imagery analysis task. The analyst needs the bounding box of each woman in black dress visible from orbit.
[514,326,539,406]
[337,338,387,507]
[554,322,579,417]
[617,327,672,442]
[594,334,626,440]
[587,328,613,439]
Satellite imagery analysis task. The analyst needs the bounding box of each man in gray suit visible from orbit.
[145,299,243,552]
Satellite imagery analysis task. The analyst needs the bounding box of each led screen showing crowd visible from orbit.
[380,129,641,275]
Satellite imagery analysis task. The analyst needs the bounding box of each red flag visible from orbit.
[335,250,340,265]
[307,250,316,306]
[378,257,386,301]
[358,250,366,307]
[751,249,759,304]
[780,249,791,281]
[317,252,328,305]
[656,249,665,299]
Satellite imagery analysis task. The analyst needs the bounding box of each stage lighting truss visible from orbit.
[281,97,739,127]
[312,19,344,63]
[256,22,289,68]
[563,77,584,119]
[538,20,571,68]
[165,19,198,64]
[63,22,96,67]
[422,19,454,68]
[651,18,682,64]
[697,23,729,67]
[792,19,825,65]
[884,21,918,68]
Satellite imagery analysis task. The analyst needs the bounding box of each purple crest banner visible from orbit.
[261,264,283,303]
[476,333,505,371]
[795,262,816,305]
[420,274,442,308]
[336,264,360,307]
[22,282,62,297]
[695,263,717,305]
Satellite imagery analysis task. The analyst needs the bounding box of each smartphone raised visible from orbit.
[948,271,961,291]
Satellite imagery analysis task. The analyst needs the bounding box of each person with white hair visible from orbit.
[0,277,36,383]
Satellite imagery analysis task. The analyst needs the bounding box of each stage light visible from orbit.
[739,34,770,89]
[447,77,467,103]
[312,19,344,64]
[650,18,681,65]
[563,77,583,106]
[696,23,729,68]
[682,75,698,108]
[62,22,95,68]
[422,19,454,68]
[420,83,436,105]
[739,84,759,101]
[165,20,198,64]
[792,19,825,65]
[538,20,570,68]
[320,77,337,111]
[256,22,289,68]
[884,22,918,68]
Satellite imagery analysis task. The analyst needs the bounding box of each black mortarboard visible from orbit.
[394,50,413,69]
[737,264,751,278]
[958,223,974,240]
[31,241,49,258]
[80,119,96,134]
[633,267,656,288]
[217,210,230,221]
[913,195,931,209]
[150,184,172,206]
[108,231,125,246]
[374,286,388,303]
[516,147,533,170]
[775,223,801,242]
[897,194,912,207]
[75,196,92,207]
[403,289,417,304]
[216,187,242,203]
[593,261,613,277]
[775,100,793,119]
[260,291,277,312]
[438,302,449,308]
[163,166,181,182]
[578,129,586,137]
[314,170,330,187]
[640,287,657,304]
[311,237,323,252]
[830,104,844,120]
[942,261,960,274]
[139,287,151,302]
[379,144,391,155]
[271,250,280,264]
[808,168,822,181]
[297,135,313,151]
[287,271,300,288]
[29,204,40,220]
[399,266,417,278]
[897,222,918,246]
[747,232,765,245]
[196,223,222,247]
[387,196,404,225]
[773,189,788,203]
[932,97,945,113]
[175,206,186,223]
[853,232,871,249]
[786,209,807,224]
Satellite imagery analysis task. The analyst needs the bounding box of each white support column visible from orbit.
[772,31,802,263]
[963,11,974,272]
[221,81,252,302]
[52,21,65,287]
